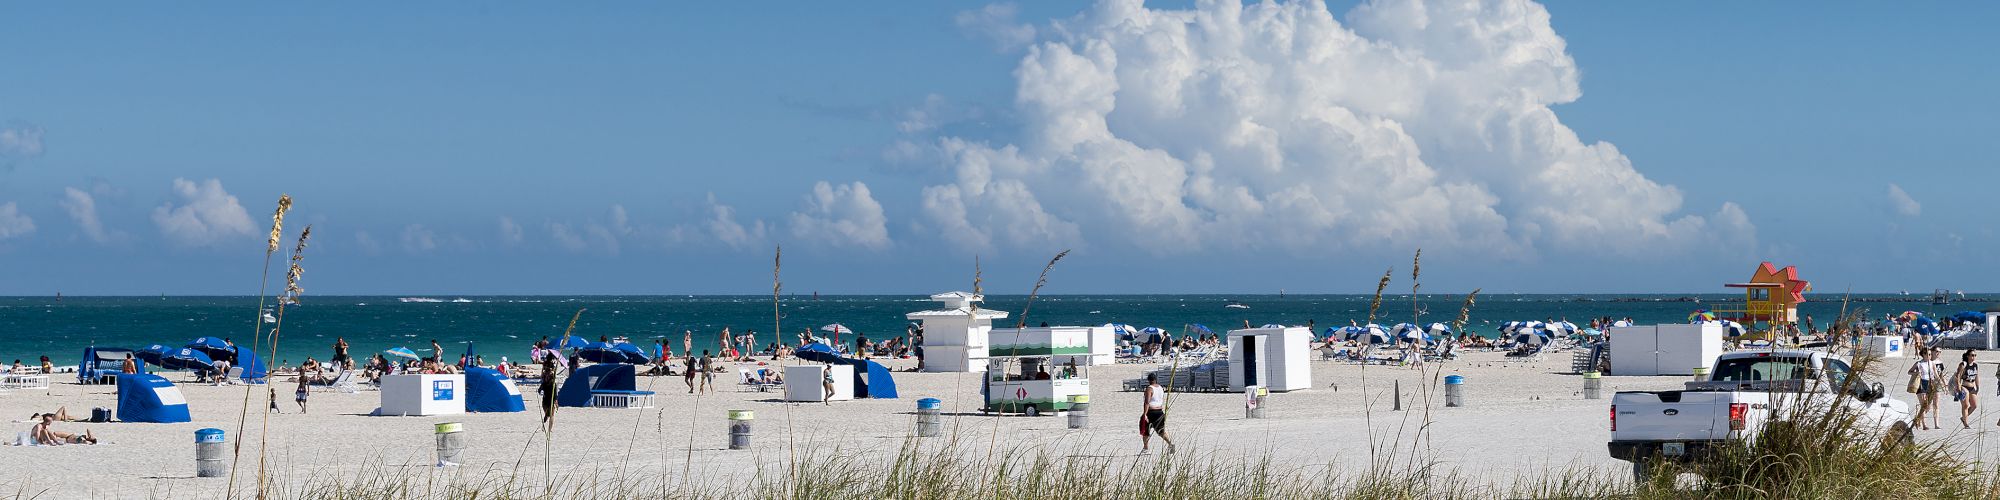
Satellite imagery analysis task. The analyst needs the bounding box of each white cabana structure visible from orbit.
[907,292,1009,373]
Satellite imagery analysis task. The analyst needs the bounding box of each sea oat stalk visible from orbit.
[227,194,290,499]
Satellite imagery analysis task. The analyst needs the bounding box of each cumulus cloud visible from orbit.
[789,181,892,250]
[703,194,767,249]
[1887,183,1920,217]
[956,3,1038,52]
[498,217,525,245]
[0,202,34,240]
[0,124,44,162]
[151,178,255,247]
[912,0,1751,258]
[400,224,438,253]
[353,230,384,255]
[60,187,111,243]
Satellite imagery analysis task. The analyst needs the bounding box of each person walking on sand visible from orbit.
[1140,373,1174,454]
[540,352,559,432]
[821,367,836,405]
[684,353,699,394]
[295,373,311,414]
[698,350,715,394]
[1910,347,1941,430]
[1953,350,1979,429]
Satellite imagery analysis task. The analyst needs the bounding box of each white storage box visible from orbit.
[784,364,854,402]
[377,374,466,416]
[1609,324,1723,376]
[1860,335,1906,358]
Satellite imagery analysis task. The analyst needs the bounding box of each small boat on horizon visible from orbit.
[1225,301,1250,310]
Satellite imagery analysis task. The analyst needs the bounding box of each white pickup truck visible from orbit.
[1608,350,1912,478]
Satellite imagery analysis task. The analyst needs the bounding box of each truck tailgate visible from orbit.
[1612,391,1742,442]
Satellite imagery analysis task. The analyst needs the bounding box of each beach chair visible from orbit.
[328,370,359,393]
[2,374,49,390]
[591,390,657,409]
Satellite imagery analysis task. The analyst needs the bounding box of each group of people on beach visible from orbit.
[1907,347,1986,430]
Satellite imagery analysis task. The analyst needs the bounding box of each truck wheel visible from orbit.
[1025,405,1042,417]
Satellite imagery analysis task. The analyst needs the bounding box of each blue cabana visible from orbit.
[79,346,144,384]
[557,363,638,407]
[116,374,191,423]
[230,347,268,383]
[463,367,525,413]
[794,342,899,399]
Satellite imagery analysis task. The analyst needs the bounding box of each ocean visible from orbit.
[1,294,1975,367]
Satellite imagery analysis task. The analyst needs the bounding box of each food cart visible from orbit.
[982,327,1091,416]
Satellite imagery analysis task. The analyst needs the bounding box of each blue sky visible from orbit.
[0,1,1993,295]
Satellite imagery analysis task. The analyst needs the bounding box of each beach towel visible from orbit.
[1138,415,1151,438]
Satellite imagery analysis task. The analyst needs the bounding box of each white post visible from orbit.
[1987,312,1997,351]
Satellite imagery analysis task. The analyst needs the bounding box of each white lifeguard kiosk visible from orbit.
[907,291,1008,373]
[1226,326,1312,392]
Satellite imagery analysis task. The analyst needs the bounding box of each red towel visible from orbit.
[1139,414,1151,438]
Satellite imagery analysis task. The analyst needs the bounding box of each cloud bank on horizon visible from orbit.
[909,0,1752,260]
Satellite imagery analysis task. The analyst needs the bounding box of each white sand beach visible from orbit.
[0,349,1984,498]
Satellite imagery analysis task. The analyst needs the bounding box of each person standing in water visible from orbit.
[332,337,350,366]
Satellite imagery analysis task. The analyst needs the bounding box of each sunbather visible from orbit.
[30,407,81,422]
[32,414,96,445]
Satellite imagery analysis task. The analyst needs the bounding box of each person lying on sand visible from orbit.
[30,407,81,423]
[32,414,96,445]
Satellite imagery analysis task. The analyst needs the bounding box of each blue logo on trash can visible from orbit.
[432,380,455,400]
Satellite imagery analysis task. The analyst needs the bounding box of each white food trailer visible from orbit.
[982,327,1091,416]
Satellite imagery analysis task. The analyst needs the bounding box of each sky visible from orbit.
[0,1,1994,296]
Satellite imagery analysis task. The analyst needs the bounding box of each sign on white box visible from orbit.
[377,374,466,416]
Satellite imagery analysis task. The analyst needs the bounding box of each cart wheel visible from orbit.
[1024,405,1042,417]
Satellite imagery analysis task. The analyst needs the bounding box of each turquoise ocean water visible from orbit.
[0,294,1979,366]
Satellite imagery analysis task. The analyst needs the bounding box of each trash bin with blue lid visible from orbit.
[915,398,942,437]
[194,428,226,477]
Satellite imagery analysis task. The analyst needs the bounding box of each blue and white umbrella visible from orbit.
[1139,327,1169,343]
[1498,321,1528,335]
[1426,323,1453,336]
[1327,326,1365,341]
[1350,324,1393,344]
[1509,331,1548,346]
[1391,323,1427,343]
[161,348,216,371]
[384,347,421,361]
[136,344,173,367]
[555,335,589,350]
[186,337,236,361]
[1911,317,1941,336]
[1188,324,1215,336]
[1550,322,1579,336]
[1951,311,1987,324]
[578,342,649,364]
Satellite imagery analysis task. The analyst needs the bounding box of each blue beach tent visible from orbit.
[463,367,525,413]
[230,347,268,383]
[557,363,640,407]
[794,342,899,399]
[116,373,191,423]
[79,346,144,384]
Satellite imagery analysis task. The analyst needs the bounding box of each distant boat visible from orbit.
[399,297,444,303]
[262,311,277,323]
[1225,301,1250,310]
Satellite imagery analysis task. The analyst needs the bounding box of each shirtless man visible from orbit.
[32,413,97,445]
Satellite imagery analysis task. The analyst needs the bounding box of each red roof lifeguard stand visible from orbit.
[1719,262,1811,332]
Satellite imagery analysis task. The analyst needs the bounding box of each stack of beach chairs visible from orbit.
[1124,361,1232,393]
[1571,342,1608,374]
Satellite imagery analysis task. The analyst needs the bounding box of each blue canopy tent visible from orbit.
[794,342,899,399]
[185,337,236,362]
[557,363,639,407]
[79,346,144,384]
[230,347,268,383]
[463,366,525,413]
[116,373,191,423]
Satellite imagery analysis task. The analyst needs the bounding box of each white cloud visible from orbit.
[0,202,35,240]
[353,230,384,255]
[400,224,438,253]
[915,0,1751,258]
[498,217,525,245]
[1887,183,1921,217]
[0,125,43,160]
[150,178,255,247]
[60,187,111,243]
[956,3,1038,52]
[703,194,767,249]
[789,181,892,250]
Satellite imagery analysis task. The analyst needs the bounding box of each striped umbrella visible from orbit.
[1689,310,1717,323]
[1426,323,1453,336]
[1327,326,1365,341]
[1392,323,1428,343]
[1351,324,1393,344]
[384,347,421,361]
[1509,331,1548,346]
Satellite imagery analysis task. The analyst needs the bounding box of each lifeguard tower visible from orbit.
[907,291,1008,373]
[1717,262,1812,337]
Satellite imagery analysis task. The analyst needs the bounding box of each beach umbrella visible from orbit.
[1581,328,1604,337]
[1391,323,1427,343]
[820,324,854,334]
[1426,323,1453,336]
[794,342,839,364]
[1327,326,1365,341]
[1509,332,1547,346]
[1259,324,1290,329]
[1688,310,1716,323]
[1551,322,1579,336]
[1497,321,1527,335]
[136,344,173,367]
[613,342,651,364]
[1188,324,1215,336]
[1911,317,1941,336]
[384,347,421,361]
[185,337,236,361]
[555,335,590,350]
[1350,324,1392,344]
[1952,311,1987,324]
[160,348,216,371]
[1898,311,1924,322]
[576,342,627,364]
[1139,327,1168,343]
